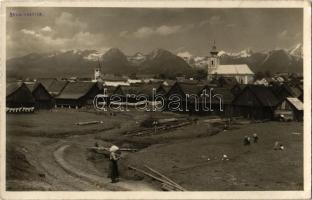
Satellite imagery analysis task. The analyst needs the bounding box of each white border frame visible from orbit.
[0,0,311,199]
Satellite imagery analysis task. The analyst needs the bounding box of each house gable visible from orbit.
[232,87,262,107]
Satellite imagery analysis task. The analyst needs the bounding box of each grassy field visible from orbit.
[6,110,123,137]
[6,110,303,191]
[122,121,303,191]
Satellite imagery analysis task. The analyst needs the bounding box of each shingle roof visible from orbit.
[296,84,303,92]
[286,97,303,111]
[139,83,165,97]
[114,86,142,96]
[178,82,205,95]
[6,82,35,105]
[56,82,97,99]
[191,87,234,105]
[163,80,176,86]
[282,84,302,98]
[210,64,254,75]
[37,78,57,89]
[25,82,41,92]
[48,80,68,96]
[162,85,172,93]
[6,82,23,96]
[247,85,279,107]
[212,87,235,104]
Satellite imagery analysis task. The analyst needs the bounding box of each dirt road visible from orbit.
[7,134,157,191]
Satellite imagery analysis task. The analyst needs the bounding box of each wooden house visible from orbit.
[165,82,207,113]
[113,85,142,103]
[166,82,234,116]
[274,97,303,121]
[6,82,35,112]
[25,82,54,109]
[139,83,167,100]
[209,87,235,117]
[55,82,102,108]
[37,79,68,97]
[232,85,280,120]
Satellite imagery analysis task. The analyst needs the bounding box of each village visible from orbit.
[7,44,304,120]
[6,44,304,191]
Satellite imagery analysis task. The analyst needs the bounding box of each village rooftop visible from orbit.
[93,88,223,112]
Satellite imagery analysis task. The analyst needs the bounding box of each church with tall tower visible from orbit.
[207,42,254,84]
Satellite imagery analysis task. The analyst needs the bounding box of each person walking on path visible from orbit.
[109,145,120,183]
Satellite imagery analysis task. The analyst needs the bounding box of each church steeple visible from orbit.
[94,57,102,81]
[207,40,220,80]
[210,40,219,56]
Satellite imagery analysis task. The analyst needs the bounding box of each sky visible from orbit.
[6,7,303,58]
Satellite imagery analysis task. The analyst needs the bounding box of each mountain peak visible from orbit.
[289,43,302,58]
[105,48,124,55]
[133,52,145,57]
[177,51,193,59]
[149,48,173,59]
[127,52,147,65]
[102,48,127,60]
[152,48,168,54]
[218,49,253,58]
[23,53,42,60]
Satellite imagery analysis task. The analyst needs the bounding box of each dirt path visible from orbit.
[54,144,156,191]
[34,139,103,191]
[12,134,157,191]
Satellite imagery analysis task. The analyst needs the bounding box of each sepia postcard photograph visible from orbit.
[0,0,311,199]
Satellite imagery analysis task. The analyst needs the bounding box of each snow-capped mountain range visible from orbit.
[177,43,302,69]
[6,44,303,78]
